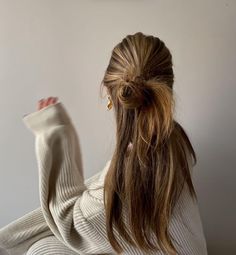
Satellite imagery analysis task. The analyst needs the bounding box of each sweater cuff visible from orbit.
[22,101,72,134]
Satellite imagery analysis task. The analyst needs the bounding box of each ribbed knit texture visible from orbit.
[0,101,208,255]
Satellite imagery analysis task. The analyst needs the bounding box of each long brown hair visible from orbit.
[99,32,197,254]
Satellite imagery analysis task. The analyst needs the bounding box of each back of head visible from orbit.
[100,32,197,254]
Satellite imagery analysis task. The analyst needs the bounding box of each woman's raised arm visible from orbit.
[20,101,113,254]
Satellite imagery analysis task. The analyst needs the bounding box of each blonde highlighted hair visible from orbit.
[100,32,197,254]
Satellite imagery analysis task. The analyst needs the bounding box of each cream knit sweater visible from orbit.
[0,101,208,255]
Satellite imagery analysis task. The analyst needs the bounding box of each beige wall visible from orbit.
[0,1,235,254]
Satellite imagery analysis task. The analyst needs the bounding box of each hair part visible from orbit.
[99,32,197,254]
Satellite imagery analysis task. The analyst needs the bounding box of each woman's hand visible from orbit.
[38,97,58,111]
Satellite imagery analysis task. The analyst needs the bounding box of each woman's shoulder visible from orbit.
[84,159,111,190]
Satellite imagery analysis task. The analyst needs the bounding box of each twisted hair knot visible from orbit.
[117,75,153,109]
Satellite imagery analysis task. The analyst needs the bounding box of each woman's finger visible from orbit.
[41,99,47,109]
[37,97,58,111]
[44,97,52,107]
[43,97,53,107]
[38,99,45,110]
[47,97,57,106]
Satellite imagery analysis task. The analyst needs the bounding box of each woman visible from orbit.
[0,32,208,255]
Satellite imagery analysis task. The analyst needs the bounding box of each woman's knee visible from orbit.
[26,236,79,255]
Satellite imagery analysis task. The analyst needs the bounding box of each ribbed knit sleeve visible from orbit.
[0,171,107,255]
[0,207,53,255]
[0,102,113,255]
[22,101,112,254]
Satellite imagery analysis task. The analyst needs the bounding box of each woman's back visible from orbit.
[85,160,208,255]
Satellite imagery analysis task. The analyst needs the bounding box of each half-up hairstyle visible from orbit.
[99,32,197,255]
